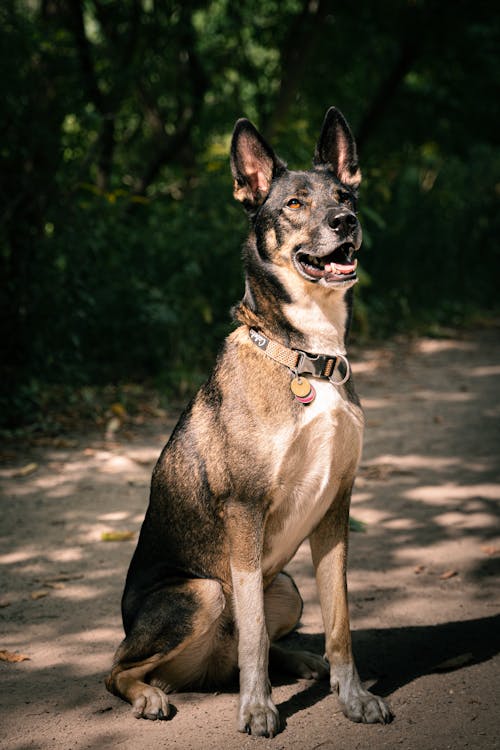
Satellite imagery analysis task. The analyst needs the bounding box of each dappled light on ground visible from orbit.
[1,328,499,749]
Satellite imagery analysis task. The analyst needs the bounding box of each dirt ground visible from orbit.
[1,326,499,750]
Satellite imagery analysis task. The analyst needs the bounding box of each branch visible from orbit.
[263,0,330,140]
[354,2,437,151]
[355,38,420,152]
[66,0,104,114]
[66,0,122,190]
[133,9,208,195]
[93,0,141,66]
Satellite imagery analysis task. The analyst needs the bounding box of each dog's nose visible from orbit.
[327,210,358,235]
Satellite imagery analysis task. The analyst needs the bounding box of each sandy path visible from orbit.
[1,327,499,750]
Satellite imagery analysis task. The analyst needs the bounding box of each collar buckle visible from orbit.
[295,350,335,378]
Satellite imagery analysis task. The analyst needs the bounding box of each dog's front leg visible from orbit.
[309,490,392,724]
[227,503,280,738]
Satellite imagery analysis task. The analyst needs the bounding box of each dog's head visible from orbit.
[231,107,362,292]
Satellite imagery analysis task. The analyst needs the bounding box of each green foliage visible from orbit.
[1,0,499,428]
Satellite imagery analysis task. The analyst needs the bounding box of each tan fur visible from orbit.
[106,108,392,734]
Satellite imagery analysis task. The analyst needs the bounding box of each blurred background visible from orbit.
[1,0,499,431]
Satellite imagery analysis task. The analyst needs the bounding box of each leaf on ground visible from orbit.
[361,463,393,481]
[360,463,413,481]
[12,462,39,478]
[481,544,500,556]
[414,564,426,574]
[93,706,114,714]
[31,590,49,600]
[110,402,127,418]
[130,455,154,466]
[438,569,458,580]
[349,516,367,533]
[35,437,77,449]
[0,599,12,608]
[101,530,135,542]
[0,649,31,662]
[433,653,474,672]
[37,573,84,584]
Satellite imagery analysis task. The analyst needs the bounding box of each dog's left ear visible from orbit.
[314,107,361,188]
[231,119,286,210]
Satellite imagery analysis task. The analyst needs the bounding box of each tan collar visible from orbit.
[248,328,350,386]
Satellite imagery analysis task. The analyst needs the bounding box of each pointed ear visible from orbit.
[230,119,286,210]
[313,107,361,188]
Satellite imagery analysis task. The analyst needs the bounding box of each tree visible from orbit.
[1,0,499,428]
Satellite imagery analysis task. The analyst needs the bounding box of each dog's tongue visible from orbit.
[325,259,357,276]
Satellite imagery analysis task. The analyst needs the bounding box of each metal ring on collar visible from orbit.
[329,353,350,386]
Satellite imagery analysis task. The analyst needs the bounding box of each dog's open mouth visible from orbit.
[296,243,357,282]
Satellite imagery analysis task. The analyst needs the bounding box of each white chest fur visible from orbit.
[262,379,363,577]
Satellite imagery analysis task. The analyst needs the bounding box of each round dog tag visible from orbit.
[290,376,311,398]
[295,383,316,404]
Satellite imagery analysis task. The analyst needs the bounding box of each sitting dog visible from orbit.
[106,107,392,737]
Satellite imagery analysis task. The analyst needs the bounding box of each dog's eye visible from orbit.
[337,190,352,205]
[287,198,302,209]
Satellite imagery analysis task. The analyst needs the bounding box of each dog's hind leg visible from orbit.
[265,572,329,680]
[105,578,226,720]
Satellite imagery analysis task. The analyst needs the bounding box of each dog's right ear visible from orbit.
[230,119,286,210]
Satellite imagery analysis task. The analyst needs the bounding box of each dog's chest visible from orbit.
[261,380,363,576]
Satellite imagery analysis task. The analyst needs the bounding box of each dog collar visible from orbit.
[248,328,350,387]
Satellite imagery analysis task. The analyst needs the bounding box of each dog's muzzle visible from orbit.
[294,208,361,284]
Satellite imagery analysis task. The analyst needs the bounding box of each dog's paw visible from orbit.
[294,650,329,679]
[340,688,392,724]
[238,697,280,737]
[332,663,392,724]
[271,644,329,680]
[131,685,170,721]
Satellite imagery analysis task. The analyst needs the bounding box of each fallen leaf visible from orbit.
[434,653,474,671]
[31,590,49,600]
[36,437,77,449]
[439,569,458,580]
[361,463,392,481]
[349,516,366,533]
[12,462,39,478]
[414,564,426,574]
[360,463,414,481]
[481,544,500,556]
[0,599,11,608]
[110,403,127,418]
[37,573,84,584]
[130,456,154,466]
[0,650,30,662]
[101,531,135,542]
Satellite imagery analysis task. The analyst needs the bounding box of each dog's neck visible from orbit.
[283,284,352,355]
[234,275,352,357]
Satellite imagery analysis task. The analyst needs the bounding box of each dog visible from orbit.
[105,106,392,737]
